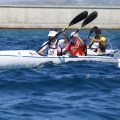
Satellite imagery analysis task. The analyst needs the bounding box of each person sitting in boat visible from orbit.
[37,28,70,56]
[87,28,106,52]
[63,32,86,56]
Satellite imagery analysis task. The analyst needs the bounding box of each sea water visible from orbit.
[0,29,120,120]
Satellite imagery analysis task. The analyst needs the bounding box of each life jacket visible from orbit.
[99,37,106,48]
[91,36,106,48]
[47,39,62,56]
[64,42,86,56]
[92,36,106,52]
[70,45,85,56]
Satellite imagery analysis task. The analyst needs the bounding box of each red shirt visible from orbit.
[64,42,85,56]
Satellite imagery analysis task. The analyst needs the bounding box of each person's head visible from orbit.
[95,29,101,39]
[71,32,78,42]
[90,26,98,34]
[95,29,101,35]
[48,29,58,41]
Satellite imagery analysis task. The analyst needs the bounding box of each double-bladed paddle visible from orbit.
[69,11,98,56]
[36,11,88,52]
[70,11,98,39]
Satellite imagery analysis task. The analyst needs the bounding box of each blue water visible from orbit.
[0,29,120,120]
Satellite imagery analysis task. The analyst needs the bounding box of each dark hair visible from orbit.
[90,26,98,34]
[95,29,101,35]
[95,34,101,39]
[93,26,98,30]
[50,28,57,31]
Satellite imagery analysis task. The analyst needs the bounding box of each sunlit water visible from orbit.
[0,29,120,120]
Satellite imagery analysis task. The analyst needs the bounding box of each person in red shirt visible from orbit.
[63,32,86,56]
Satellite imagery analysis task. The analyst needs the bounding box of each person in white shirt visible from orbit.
[37,28,69,56]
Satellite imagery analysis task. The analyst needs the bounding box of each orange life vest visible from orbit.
[64,43,85,56]
[70,45,85,56]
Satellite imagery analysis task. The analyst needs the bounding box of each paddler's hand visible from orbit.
[87,45,90,49]
[87,36,92,40]
[62,28,66,35]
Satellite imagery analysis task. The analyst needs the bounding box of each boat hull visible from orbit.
[0,50,115,69]
[87,49,117,56]
[118,59,120,68]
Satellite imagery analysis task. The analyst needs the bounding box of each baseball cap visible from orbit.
[48,31,58,37]
[71,32,78,37]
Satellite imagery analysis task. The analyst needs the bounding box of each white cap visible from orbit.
[71,32,78,37]
[48,31,58,37]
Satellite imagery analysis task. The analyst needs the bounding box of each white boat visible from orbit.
[118,59,120,68]
[0,50,116,69]
[87,49,117,56]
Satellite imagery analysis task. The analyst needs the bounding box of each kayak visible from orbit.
[0,50,116,69]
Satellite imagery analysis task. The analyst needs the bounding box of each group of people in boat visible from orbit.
[37,26,106,56]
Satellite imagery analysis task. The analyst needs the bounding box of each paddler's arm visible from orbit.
[73,33,85,46]
[87,36,95,48]
[76,35,85,46]
[37,48,43,55]
[61,28,70,44]
[37,42,47,55]
[88,36,103,43]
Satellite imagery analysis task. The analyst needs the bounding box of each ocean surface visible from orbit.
[0,29,120,120]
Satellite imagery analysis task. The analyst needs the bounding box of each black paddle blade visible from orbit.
[87,26,98,36]
[81,11,98,28]
[69,11,88,26]
[90,26,98,34]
